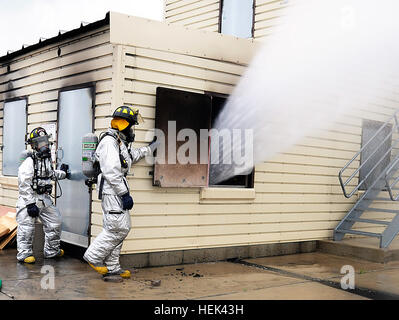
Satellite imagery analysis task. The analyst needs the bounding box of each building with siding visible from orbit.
[0,2,398,265]
[165,0,286,39]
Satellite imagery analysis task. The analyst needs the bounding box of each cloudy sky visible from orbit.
[0,0,164,56]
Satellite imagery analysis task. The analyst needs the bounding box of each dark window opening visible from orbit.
[207,92,254,188]
[154,87,254,188]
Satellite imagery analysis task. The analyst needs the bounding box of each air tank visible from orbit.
[82,133,98,178]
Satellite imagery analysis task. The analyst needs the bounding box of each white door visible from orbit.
[57,87,93,247]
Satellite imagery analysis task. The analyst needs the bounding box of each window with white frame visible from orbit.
[220,0,255,38]
[2,99,27,176]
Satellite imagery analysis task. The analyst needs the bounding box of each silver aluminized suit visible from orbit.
[16,153,66,261]
[83,128,151,274]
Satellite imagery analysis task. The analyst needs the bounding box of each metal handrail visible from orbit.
[384,152,399,201]
[339,130,393,194]
[339,110,399,198]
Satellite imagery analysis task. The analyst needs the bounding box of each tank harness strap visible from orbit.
[98,175,105,200]
[97,132,126,200]
[31,155,53,195]
[31,153,39,192]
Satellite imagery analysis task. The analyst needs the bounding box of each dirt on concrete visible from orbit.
[3,247,396,300]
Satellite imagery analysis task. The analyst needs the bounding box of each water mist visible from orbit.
[211,0,399,184]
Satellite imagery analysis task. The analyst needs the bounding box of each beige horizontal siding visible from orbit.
[165,0,220,32]
[84,39,399,255]
[1,13,398,256]
[0,26,112,208]
[254,0,288,40]
[164,0,290,41]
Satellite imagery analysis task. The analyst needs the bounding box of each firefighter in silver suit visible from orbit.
[16,127,69,263]
[83,106,159,279]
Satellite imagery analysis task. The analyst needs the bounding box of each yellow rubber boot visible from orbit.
[103,269,131,279]
[24,256,36,264]
[57,249,64,257]
[88,263,109,275]
[120,270,131,279]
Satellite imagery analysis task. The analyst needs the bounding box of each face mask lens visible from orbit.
[38,141,48,149]
[121,125,134,142]
[32,136,50,153]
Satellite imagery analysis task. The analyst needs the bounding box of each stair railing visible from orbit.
[384,151,399,201]
[339,110,399,198]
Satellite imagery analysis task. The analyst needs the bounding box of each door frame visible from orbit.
[56,82,96,244]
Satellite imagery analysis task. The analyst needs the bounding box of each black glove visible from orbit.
[26,203,39,218]
[60,163,70,179]
[121,193,134,210]
[148,137,160,153]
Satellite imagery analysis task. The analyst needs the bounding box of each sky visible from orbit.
[0,0,164,57]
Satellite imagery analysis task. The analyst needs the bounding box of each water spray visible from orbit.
[211,0,399,184]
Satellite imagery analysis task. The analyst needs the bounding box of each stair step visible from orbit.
[355,207,399,214]
[365,197,392,201]
[335,229,382,238]
[347,218,390,225]
[369,186,387,190]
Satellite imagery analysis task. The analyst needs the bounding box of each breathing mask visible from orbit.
[121,125,135,144]
[33,135,51,158]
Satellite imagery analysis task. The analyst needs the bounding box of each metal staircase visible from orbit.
[335,110,399,248]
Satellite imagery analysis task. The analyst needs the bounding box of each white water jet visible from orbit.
[211,0,399,184]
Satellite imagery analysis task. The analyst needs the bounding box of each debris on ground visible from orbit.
[0,212,17,250]
[102,275,123,283]
[151,280,161,287]
[177,270,204,278]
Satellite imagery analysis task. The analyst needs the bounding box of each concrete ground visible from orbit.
[318,237,399,263]
[1,247,399,300]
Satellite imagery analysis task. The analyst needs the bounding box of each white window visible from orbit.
[2,99,27,176]
[220,0,254,38]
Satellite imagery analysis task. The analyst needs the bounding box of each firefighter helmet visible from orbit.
[112,106,143,126]
[27,127,51,157]
[27,127,48,145]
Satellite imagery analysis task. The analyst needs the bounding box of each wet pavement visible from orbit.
[1,248,398,300]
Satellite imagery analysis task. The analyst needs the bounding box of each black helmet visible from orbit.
[27,127,48,143]
[27,127,51,158]
[112,106,142,126]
